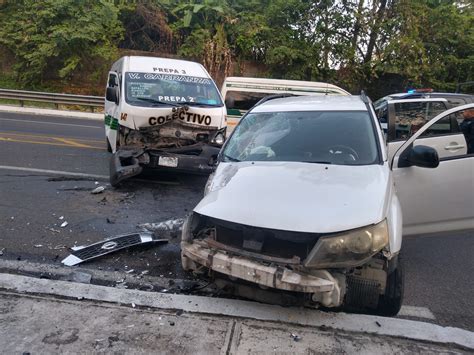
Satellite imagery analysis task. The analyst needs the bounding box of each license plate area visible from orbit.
[158,156,178,168]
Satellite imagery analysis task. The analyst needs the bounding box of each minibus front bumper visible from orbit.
[110,143,220,186]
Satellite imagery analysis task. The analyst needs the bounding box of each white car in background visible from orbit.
[221,77,349,134]
[181,95,474,316]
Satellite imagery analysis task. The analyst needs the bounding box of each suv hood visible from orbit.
[195,162,391,233]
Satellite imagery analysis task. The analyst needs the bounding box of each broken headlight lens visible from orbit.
[211,127,226,146]
[304,220,389,269]
[213,132,225,145]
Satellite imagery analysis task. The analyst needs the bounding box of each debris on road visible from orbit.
[60,221,68,228]
[290,333,301,342]
[138,218,185,233]
[61,232,168,266]
[91,186,105,194]
[61,271,92,284]
[53,245,67,250]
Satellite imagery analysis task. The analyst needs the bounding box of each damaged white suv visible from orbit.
[181,95,474,316]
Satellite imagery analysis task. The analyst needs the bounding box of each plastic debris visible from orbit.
[131,303,136,308]
[141,270,149,275]
[60,221,68,228]
[49,228,61,233]
[375,321,382,327]
[62,271,92,284]
[138,218,185,233]
[34,244,43,248]
[91,186,105,194]
[125,269,135,274]
[0,248,5,256]
[59,216,64,220]
[290,333,301,342]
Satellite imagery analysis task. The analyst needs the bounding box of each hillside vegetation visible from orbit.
[0,0,472,98]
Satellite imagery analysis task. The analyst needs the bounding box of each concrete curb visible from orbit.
[1,273,473,350]
[0,104,103,120]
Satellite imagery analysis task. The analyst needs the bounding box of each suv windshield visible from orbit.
[125,72,223,107]
[222,111,379,165]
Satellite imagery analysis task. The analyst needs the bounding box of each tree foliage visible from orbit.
[0,0,472,96]
[0,0,123,86]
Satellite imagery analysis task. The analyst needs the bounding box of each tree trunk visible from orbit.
[364,0,388,64]
[350,0,366,64]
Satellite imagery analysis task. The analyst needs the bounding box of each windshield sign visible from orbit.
[125,72,223,107]
[223,111,379,165]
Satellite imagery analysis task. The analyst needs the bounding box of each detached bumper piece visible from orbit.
[110,149,145,186]
[181,242,334,293]
[61,232,168,266]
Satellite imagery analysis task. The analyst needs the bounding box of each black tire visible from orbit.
[106,137,112,153]
[376,255,404,316]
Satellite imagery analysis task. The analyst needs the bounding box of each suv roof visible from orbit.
[251,95,367,113]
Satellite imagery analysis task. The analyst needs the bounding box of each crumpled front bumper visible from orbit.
[181,241,335,294]
[109,143,220,186]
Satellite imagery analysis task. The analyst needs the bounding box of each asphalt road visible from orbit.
[0,110,473,331]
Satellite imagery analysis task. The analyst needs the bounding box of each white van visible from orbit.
[105,56,226,186]
[221,77,350,132]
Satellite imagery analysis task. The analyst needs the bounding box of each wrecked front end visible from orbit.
[181,213,395,312]
[110,111,225,186]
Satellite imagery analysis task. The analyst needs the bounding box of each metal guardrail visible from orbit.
[0,88,104,112]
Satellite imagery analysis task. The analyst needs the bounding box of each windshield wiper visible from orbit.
[135,97,181,107]
[223,154,241,162]
[180,101,221,107]
[305,160,332,164]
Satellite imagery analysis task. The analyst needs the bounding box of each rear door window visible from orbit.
[393,101,448,140]
[224,91,270,115]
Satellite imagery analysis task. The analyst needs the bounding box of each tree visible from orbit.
[0,0,123,86]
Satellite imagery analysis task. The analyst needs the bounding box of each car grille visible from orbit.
[208,218,321,261]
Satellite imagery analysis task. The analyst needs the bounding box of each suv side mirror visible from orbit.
[399,145,439,168]
[106,87,119,105]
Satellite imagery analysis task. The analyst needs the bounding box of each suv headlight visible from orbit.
[304,220,389,269]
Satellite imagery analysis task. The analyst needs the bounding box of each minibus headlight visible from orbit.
[213,133,225,145]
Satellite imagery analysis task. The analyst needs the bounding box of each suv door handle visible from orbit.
[444,144,465,150]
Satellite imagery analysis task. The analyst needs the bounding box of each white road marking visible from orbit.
[0,117,102,129]
[399,306,436,320]
[0,165,108,180]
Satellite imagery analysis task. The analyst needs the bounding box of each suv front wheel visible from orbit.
[376,255,404,316]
